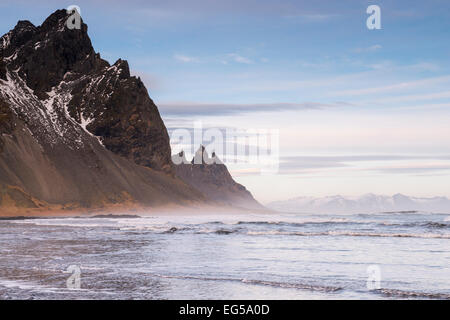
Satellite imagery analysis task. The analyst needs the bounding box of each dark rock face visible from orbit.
[0,98,14,134]
[0,10,200,211]
[67,58,173,173]
[0,59,6,81]
[172,147,263,210]
[1,9,173,174]
[3,15,95,99]
[0,98,14,151]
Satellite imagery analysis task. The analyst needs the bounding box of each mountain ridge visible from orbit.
[0,9,261,214]
[172,147,264,210]
[267,193,450,214]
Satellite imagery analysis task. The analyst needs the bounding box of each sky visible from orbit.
[1,0,450,203]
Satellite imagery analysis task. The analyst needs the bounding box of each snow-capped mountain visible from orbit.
[0,9,260,214]
[267,194,450,214]
[0,10,205,213]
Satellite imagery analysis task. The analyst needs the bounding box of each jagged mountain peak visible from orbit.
[192,144,210,164]
[1,20,35,52]
[172,147,224,166]
[13,20,36,31]
[172,145,262,210]
[1,9,97,100]
[112,58,131,79]
[191,145,222,164]
[1,10,173,174]
[40,9,72,30]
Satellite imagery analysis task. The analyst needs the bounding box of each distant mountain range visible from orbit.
[267,194,450,214]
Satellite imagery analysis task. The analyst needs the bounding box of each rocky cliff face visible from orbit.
[0,10,202,213]
[1,10,173,174]
[172,147,263,210]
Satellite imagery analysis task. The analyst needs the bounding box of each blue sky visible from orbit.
[1,0,450,202]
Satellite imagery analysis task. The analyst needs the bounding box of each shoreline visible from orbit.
[0,203,276,219]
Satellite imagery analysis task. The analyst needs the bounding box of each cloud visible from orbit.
[227,53,253,64]
[393,102,450,111]
[371,165,450,175]
[407,62,440,72]
[278,155,450,175]
[174,54,199,63]
[366,60,440,72]
[279,159,348,173]
[284,13,339,22]
[332,75,450,96]
[173,53,258,65]
[353,44,382,53]
[158,101,349,115]
[367,60,395,70]
[369,91,450,104]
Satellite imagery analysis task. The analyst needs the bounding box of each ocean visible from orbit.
[0,211,449,300]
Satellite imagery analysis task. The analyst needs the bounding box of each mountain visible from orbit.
[172,147,264,210]
[0,9,260,214]
[267,194,450,214]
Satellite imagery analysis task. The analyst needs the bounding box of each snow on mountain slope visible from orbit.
[0,10,207,213]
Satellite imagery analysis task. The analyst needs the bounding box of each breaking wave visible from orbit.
[244,230,450,239]
[154,274,342,293]
[375,288,450,300]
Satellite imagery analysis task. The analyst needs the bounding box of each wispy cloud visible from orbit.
[353,44,382,53]
[174,54,199,63]
[158,101,350,115]
[227,53,253,64]
[370,91,450,104]
[172,52,260,65]
[278,155,450,175]
[284,13,339,22]
[366,60,440,72]
[332,75,450,96]
[371,165,450,175]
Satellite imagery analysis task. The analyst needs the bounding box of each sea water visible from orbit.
[0,211,449,299]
